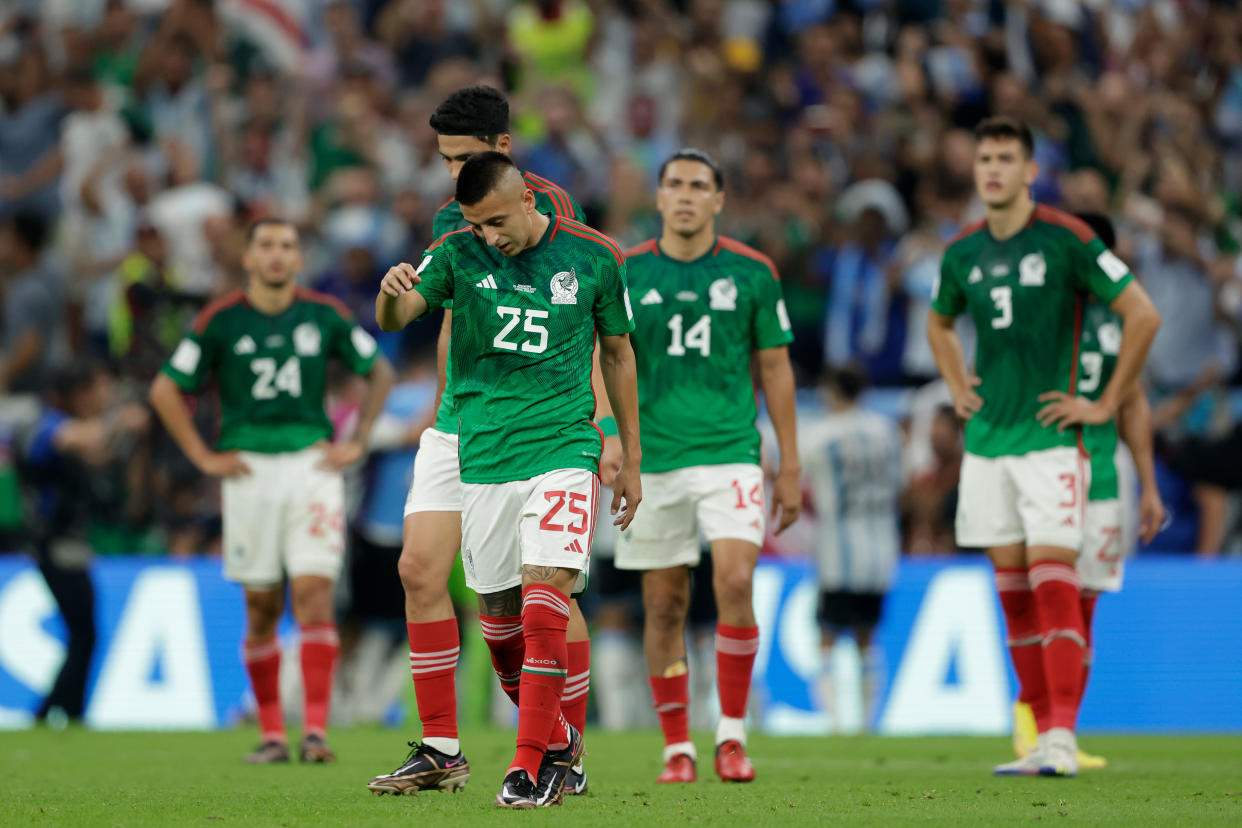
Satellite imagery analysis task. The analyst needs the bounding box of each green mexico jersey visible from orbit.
[161,288,379,453]
[1079,299,1122,501]
[431,172,585,434]
[931,204,1133,457]
[625,237,794,473]
[412,215,634,484]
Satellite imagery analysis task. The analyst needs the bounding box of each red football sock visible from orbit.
[300,624,339,738]
[1077,590,1100,714]
[995,566,1050,731]
[407,618,460,739]
[1029,561,1086,732]
[243,636,284,743]
[480,613,524,706]
[649,673,690,746]
[563,639,590,734]
[715,623,759,719]
[510,585,570,781]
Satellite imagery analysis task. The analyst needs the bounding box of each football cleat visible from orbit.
[714,740,755,782]
[299,733,336,764]
[993,752,1044,776]
[534,724,585,806]
[656,753,697,783]
[565,761,589,796]
[243,740,289,764]
[1076,749,1107,770]
[1038,744,1079,778]
[367,741,470,795]
[495,770,539,809]
[1012,701,1039,757]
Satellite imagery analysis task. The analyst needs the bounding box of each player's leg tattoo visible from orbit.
[478,586,522,616]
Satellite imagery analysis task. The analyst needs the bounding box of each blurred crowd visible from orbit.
[3,0,1242,568]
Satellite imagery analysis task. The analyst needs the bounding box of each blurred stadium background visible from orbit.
[0,0,1240,737]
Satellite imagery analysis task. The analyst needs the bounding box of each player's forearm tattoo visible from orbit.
[477,587,522,616]
[520,565,562,583]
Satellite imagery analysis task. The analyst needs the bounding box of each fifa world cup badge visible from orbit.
[551,268,579,305]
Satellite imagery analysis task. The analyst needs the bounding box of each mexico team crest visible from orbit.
[551,268,579,305]
[293,322,322,356]
[709,277,737,311]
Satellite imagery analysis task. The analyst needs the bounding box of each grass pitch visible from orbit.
[2,727,1239,826]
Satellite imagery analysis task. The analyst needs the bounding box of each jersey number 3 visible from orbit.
[251,356,302,399]
[494,306,549,354]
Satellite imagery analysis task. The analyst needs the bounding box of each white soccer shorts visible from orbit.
[460,468,599,594]
[955,446,1089,551]
[222,446,345,586]
[614,463,765,571]
[404,427,462,515]
[1078,498,1125,592]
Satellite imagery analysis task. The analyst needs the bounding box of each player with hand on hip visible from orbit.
[150,218,394,764]
[926,117,1161,777]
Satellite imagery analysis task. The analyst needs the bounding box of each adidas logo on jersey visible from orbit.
[640,288,663,305]
[234,335,257,355]
[475,274,498,290]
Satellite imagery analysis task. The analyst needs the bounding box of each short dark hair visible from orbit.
[429,86,510,143]
[658,148,724,191]
[826,364,867,401]
[456,152,520,207]
[9,211,49,253]
[246,217,298,244]
[1074,211,1116,250]
[974,116,1034,158]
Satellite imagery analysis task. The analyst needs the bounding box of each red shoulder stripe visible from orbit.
[193,289,246,334]
[716,236,781,280]
[559,217,623,261]
[295,286,353,320]
[524,173,571,217]
[1033,204,1096,244]
[428,227,473,251]
[948,218,987,246]
[435,197,456,214]
[624,239,659,258]
[559,223,623,266]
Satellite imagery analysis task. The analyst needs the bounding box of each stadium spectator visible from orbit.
[0,212,70,395]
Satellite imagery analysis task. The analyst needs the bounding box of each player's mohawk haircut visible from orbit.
[456,151,520,207]
[429,85,510,143]
[659,147,724,191]
[974,116,1035,159]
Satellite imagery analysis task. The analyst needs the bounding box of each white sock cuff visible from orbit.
[715,715,747,746]
[422,736,460,756]
[663,741,697,763]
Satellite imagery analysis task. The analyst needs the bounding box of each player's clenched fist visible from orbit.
[380,262,422,297]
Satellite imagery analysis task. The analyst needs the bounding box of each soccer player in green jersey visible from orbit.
[927,117,1162,777]
[375,152,642,808]
[1011,212,1166,769]
[367,85,595,798]
[149,218,395,764]
[615,149,802,784]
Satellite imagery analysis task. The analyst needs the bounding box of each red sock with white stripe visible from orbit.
[649,672,693,759]
[715,623,759,745]
[407,618,460,754]
[243,636,284,743]
[509,585,571,782]
[480,614,524,706]
[562,639,590,734]
[1076,590,1100,718]
[1029,561,1086,731]
[300,624,339,738]
[995,566,1050,731]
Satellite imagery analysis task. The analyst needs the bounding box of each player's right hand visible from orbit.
[197,450,251,478]
[610,459,642,530]
[379,262,422,297]
[953,375,984,421]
